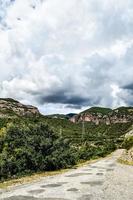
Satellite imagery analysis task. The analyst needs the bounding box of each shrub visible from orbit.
[0,122,76,180]
[122,136,133,150]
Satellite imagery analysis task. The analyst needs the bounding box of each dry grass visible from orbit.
[117,158,133,166]
[0,169,69,189]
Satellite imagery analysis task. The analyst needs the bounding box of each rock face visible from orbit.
[0,98,40,118]
[70,107,133,125]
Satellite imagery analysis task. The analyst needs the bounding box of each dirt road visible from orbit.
[0,150,133,200]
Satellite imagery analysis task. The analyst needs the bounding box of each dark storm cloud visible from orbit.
[36,92,90,106]
[123,83,133,91]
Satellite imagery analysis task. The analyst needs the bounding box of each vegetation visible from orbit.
[122,136,133,150]
[42,116,132,160]
[0,99,132,182]
[81,107,112,115]
[45,113,76,120]
[118,135,133,166]
[114,107,133,115]
[0,119,77,181]
[0,115,131,182]
[0,98,19,103]
[42,116,131,145]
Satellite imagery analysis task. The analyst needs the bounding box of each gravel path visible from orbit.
[0,150,133,200]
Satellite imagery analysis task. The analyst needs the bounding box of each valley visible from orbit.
[0,98,132,200]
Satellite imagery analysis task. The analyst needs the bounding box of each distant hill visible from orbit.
[66,113,77,118]
[45,113,76,119]
[113,107,133,115]
[45,114,67,119]
[81,107,112,115]
[70,106,133,125]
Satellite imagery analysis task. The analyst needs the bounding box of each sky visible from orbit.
[0,0,133,114]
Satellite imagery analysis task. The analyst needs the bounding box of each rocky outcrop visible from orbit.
[118,148,133,165]
[70,107,133,125]
[0,98,40,118]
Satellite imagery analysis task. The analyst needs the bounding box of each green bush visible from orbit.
[0,115,131,182]
[122,136,133,150]
[0,122,77,181]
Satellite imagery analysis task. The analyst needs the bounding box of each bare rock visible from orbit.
[0,98,40,118]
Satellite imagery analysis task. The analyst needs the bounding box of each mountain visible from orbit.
[45,113,76,120]
[70,106,133,125]
[0,98,40,118]
[66,113,77,119]
[81,107,112,115]
[0,98,132,181]
[45,114,67,119]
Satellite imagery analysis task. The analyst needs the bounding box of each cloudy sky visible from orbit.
[0,0,133,114]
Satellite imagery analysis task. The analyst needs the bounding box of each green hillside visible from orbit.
[0,99,132,182]
[81,107,112,115]
[41,116,132,157]
[114,107,133,115]
[81,106,133,116]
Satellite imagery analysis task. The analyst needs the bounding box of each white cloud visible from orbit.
[0,0,133,114]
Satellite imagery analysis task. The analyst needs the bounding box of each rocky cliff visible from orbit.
[0,98,40,118]
[70,107,133,125]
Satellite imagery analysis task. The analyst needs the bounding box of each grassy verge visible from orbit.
[118,158,133,166]
[0,169,69,189]
[0,154,110,189]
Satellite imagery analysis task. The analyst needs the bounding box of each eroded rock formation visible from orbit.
[0,98,40,118]
[70,107,133,125]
